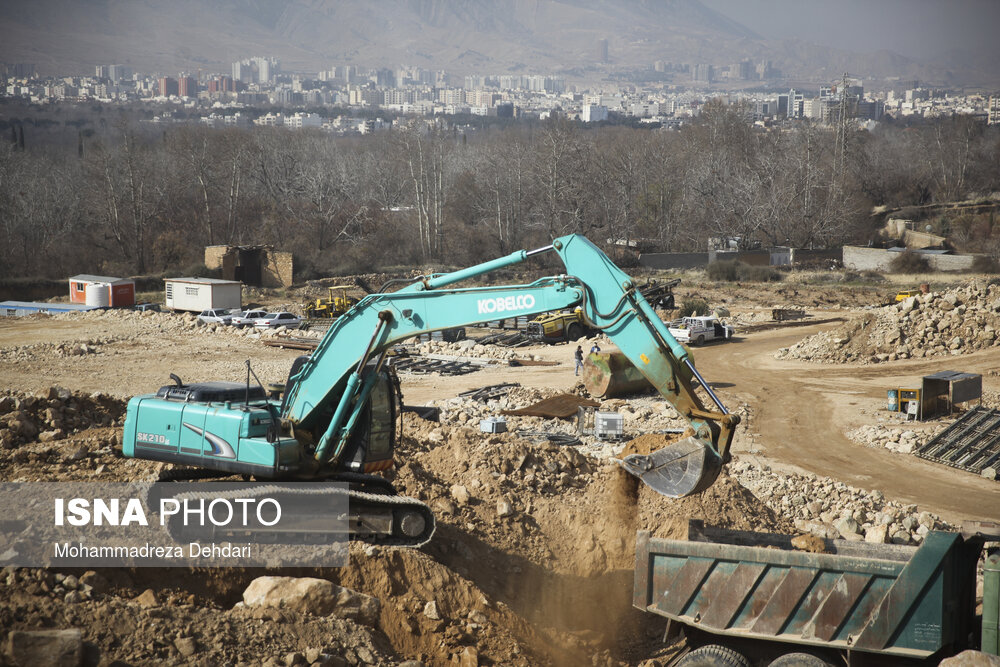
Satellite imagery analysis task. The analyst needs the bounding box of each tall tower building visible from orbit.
[178,76,197,97]
[598,38,609,63]
[158,77,178,97]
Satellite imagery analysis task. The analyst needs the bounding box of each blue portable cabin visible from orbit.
[0,301,102,317]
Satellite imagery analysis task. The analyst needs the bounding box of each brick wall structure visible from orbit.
[205,245,294,288]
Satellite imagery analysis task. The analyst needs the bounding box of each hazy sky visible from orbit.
[699,0,1000,61]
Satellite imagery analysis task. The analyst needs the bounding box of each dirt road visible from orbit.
[694,324,1000,524]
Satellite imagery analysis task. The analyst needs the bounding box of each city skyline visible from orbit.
[1,0,998,87]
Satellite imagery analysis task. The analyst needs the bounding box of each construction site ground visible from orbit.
[1,272,998,666]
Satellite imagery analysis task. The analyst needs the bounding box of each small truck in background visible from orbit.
[634,520,1000,666]
[667,316,734,346]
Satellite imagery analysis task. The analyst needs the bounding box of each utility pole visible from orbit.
[835,72,854,188]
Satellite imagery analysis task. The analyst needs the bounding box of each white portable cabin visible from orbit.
[164,277,242,312]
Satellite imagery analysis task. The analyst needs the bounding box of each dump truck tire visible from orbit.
[768,653,832,667]
[565,322,583,341]
[676,645,750,667]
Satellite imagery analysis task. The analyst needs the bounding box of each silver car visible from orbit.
[231,309,268,328]
[253,312,302,329]
[196,309,233,325]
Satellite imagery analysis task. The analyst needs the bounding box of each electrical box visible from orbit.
[888,387,921,418]
[480,417,507,434]
[594,411,623,440]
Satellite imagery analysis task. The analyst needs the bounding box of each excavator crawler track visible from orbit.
[148,473,434,548]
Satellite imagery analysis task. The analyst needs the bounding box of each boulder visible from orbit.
[496,499,514,518]
[7,629,82,667]
[864,524,888,544]
[174,637,198,658]
[834,516,860,538]
[450,485,470,505]
[242,577,380,625]
[423,599,441,621]
[939,651,1000,667]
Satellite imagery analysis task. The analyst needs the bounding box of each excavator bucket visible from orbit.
[619,436,722,498]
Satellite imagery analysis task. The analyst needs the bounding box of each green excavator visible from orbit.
[123,235,739,546]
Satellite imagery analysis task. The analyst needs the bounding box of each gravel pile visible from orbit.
[730,459,952,545]
[776,281,1000,364]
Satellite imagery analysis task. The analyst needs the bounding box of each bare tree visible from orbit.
[397,125,455,260]
[474,130,535,253]
[88,124,165,273]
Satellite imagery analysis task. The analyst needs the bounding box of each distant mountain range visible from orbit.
[1,0,995,87]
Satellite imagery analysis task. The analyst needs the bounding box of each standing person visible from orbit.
[574,345,584,376]
[590,342,601,355]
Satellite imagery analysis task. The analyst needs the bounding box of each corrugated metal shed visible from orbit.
[0,301,101,317]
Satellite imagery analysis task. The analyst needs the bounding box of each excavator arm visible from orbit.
[282,235,738,497]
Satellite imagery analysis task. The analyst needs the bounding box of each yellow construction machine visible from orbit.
[526,309,592,342]
[303,286,360,319]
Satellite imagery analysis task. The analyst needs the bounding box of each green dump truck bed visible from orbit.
[634,521,997,662]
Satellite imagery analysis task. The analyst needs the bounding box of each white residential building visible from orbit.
[581,104,609,122]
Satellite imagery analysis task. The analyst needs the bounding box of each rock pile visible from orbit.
[0,567,391,666]
[847,424,945,454]
[0,388,125,449]
[260,327,323,341]
[416,339,526,362]
[730,459,951,545]
[777,281,1000,364]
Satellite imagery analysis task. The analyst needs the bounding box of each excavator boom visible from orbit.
[122,234,738,550]
[282,235,737,497]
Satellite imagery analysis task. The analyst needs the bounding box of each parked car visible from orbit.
[231,309,269,328]
[197,309,233,325]
[132,303,161,313]
[253,312,302,329]
[666,315,734,346]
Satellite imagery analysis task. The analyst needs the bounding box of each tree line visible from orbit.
[1,103,998,282]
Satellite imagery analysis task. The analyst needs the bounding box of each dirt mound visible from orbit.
[380,416,790,663]
[777,281,1000,364]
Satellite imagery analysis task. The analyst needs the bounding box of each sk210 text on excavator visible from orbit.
[122,235,739,547]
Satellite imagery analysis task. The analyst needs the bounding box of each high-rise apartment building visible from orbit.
[207,76,235,93]
[158,77,178,97]
[177,76,196,97]
[108,65,131,83]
